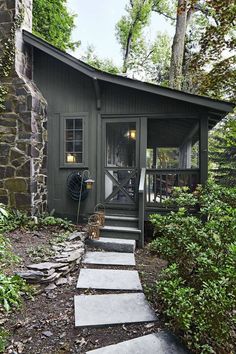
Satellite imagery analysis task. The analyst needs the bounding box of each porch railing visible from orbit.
[146,168,200,207]
[138,167,146,247]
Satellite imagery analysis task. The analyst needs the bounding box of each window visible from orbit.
[60,114,88,167]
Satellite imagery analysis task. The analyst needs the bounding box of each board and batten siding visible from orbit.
[33,48,205,220]
[33,49,97,219]
[100,82,201,115]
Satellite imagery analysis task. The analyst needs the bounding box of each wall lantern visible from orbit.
[85,178,95,190]
[76,169,95,224]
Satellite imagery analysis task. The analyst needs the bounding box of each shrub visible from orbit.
[149,182,236,353]
[0,274,32,312]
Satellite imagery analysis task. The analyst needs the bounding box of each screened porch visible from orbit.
[145,118,200,208]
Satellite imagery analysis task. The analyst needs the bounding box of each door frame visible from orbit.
[101,117,141,210]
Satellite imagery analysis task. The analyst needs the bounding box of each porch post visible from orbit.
[96,112,102,205]
[199,115,208,184]
[138,117,147,247]
[139,117,147,168]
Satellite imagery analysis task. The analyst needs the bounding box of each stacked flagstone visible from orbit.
[17,232,86,284]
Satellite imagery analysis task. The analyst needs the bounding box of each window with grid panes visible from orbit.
[65,118,83,164]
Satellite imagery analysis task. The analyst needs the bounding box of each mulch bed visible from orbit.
[2,229,166,354]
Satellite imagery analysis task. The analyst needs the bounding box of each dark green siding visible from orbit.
[34,49,97,219]
[33,48,207,220]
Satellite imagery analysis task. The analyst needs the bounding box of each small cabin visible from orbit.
[23,31,234,246]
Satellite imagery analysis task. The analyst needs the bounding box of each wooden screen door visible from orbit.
[102,118,140,208]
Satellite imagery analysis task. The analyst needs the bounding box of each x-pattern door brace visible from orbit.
[104,169,137,203]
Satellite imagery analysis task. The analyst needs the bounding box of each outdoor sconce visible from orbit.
[85,178,95,190]
[67,153,76,163]
[76,169,95,224]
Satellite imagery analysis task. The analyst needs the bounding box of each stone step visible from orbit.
[77,269,142,291]
[86,237,136,253]
[74,293,157,328]
[86,331,189,354]
[105,215,139,228]
[100,226,141,241]
[82,251,135,266]
[105,209,138,217]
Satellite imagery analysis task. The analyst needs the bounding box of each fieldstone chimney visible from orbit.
[0,0,47,214]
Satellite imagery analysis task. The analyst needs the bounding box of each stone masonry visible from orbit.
[0,0,47,214]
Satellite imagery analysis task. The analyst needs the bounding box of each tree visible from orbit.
[81,46,120,75]
[209,116,236,187]
[189,0,236,101]
[32,0,80,51]
[127,32,171,83]
[168,0,190,89]
[115,0,153,73]
[152,0,235,96]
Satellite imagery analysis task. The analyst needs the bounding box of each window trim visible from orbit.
[60,113,88,168]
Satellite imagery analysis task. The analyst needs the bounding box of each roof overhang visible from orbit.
[23,30,235,119]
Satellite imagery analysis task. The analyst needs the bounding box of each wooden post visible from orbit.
[138,117,147,247]
[139,117,147,168]
[200,115,208,185]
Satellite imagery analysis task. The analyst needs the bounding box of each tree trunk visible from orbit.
[123,31,133,73]
[169,0,189,90]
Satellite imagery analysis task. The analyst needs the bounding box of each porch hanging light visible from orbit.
[129,129,136,140]
[124,129,136,140]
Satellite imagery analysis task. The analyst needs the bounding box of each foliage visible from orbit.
[0,11,24,112]
[27,230,70,261]
[114,0,235,100]
[149,182,236,353]
[0,206,75,234]
[152,0,177,21]
[32,0,80,51]
[209,116,236,187]
[186,0,236,100]
[0,203,8,222]
[0,329,8,353]
[81,46,120,74]
[127,32,171,84]
[115,0,153,73]
[0,235,19,269]
[0,274,32,312]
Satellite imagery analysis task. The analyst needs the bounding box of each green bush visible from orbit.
[149,182,236,354]
[0,329,8,353]
[0,205,75,233]
[0,274,31,312]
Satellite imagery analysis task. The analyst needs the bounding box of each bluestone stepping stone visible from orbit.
[82,251,135,266]
[86,331,189,354]
[74,293,157,327]
[86,237,136,253]
[77,269,142,290]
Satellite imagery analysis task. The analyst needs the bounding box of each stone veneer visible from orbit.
[0,0,47,214]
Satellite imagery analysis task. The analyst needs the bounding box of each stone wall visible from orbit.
[0,0,48,214]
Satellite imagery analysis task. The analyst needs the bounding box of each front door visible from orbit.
[102,118,140,209]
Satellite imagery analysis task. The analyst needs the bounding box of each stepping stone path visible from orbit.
[77,269,142,290]
[83,251,135,266]
[86,237,135,253]
[74,237,189,353]
[86,332,189,354]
